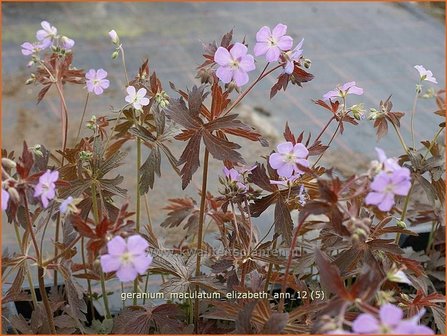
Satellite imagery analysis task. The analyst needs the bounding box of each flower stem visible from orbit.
[119,45,129,85]
[390,121,409,154]
[314,116,335,143]
[23,196,56,334]
[91,181,111,319]
[13,223,39,310]
[223,63,282,117]
[312,120,341,167]
[395,180,415,244]
[410,89,419,149]
[133,111,142,305]
[81,237,95,321]
[194,149,210,333]
[75,92,90,143]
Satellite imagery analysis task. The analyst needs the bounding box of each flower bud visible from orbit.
[303,58,312,69]
[61,36,75,50]
[351,103,365,120]
[155,91,170,109]
[415,84,422,94]
[2,158,16,169]
[79,151,93,161]
[111,50,119,59]
[108,30,120,45]
[31,144,43,157]
[396,220,406,228]
[7,188,20,203]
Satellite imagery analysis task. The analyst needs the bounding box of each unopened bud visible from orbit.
[155,91,170,109]
[2,158,16,169]
[303,58,312,69]
[79,151,93,161]
[108,30,120,45]
[415,84,422,94]
[31,144,43,157]
[396,220,406,228]
[112,50,119,60]
[351,103,365,120]
[8,188,20,203]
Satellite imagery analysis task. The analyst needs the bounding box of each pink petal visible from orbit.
[85,69,96,80]
[140,97,150,106]
[230,42,248,60]
[239,55,255,72]
[341,81,356,91]
[136,88,147,98]
[348,85,364,96]
[126,85,136,97]
[375,147,387,163]
[378,192,395,212]
[269,153,284,169]
[365,191,385,206]
[272,23,288,39]
[36,30,48,41]
[132,254,153,274]
[277,163,294,178]
[100,79,110,89]
[277,142,294,154]
[256,26,271,42]
[352,314,379,333]
[216,66,233,84]
[393,179,411,196]
[254,42,269,56]
[277,35,293,51]
[127,235,149,254]
[214,47,232,66]
[133,102,142,110]
[116,265,138,282]
[370,173,390,192]
[96,68,108,80]
[265,47,281,63]
[380,304,403,326]
[100,254,121,272]
[233,69,249,87]
[293,143,309,158]
[295,158,309,170]
[107,236,127,256]
[284,61,294,74]
[93,85,104,95]
[50,170,59,182]
[323,90,339,100]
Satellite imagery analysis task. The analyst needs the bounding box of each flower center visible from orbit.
[268,37,278,47]
[283,152,296,163]
[230,59,240,70]
[120,252,134,266]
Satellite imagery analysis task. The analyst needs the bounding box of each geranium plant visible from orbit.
[1,20,445,335]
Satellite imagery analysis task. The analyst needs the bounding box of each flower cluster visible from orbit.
[365,148,411,212]
[254,23,304,74]
[100,235,153,282]
[220,167,249,193]
[21,21,75,63]
[214,23,305,87]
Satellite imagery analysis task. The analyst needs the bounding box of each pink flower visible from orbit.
[214,43,256,87]
[34,169,59,208]
[283,38,304,74]
[21,40,51,56]
[269,142,309,178]
[270,173,300,187]
[100,235,153,282]
[254,24,293,62]
[323,81,364,101]
[414,65,437,84]
[2,188,9,211]
[125,86,150,110]
[352,304,433,334]
[61,36,75,50]
[36,20,57,42]
[365,148,411,212]
[85,69,110,95]
[365,169,411,212]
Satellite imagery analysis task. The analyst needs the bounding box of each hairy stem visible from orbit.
[194,149,210,333]
[75,92,90,143]
[395,180,415,244]
[410,89,419,149]
[314,116,335,143]
[13,224,39,310]
[119,45,129,85]
[81,237,95,321]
